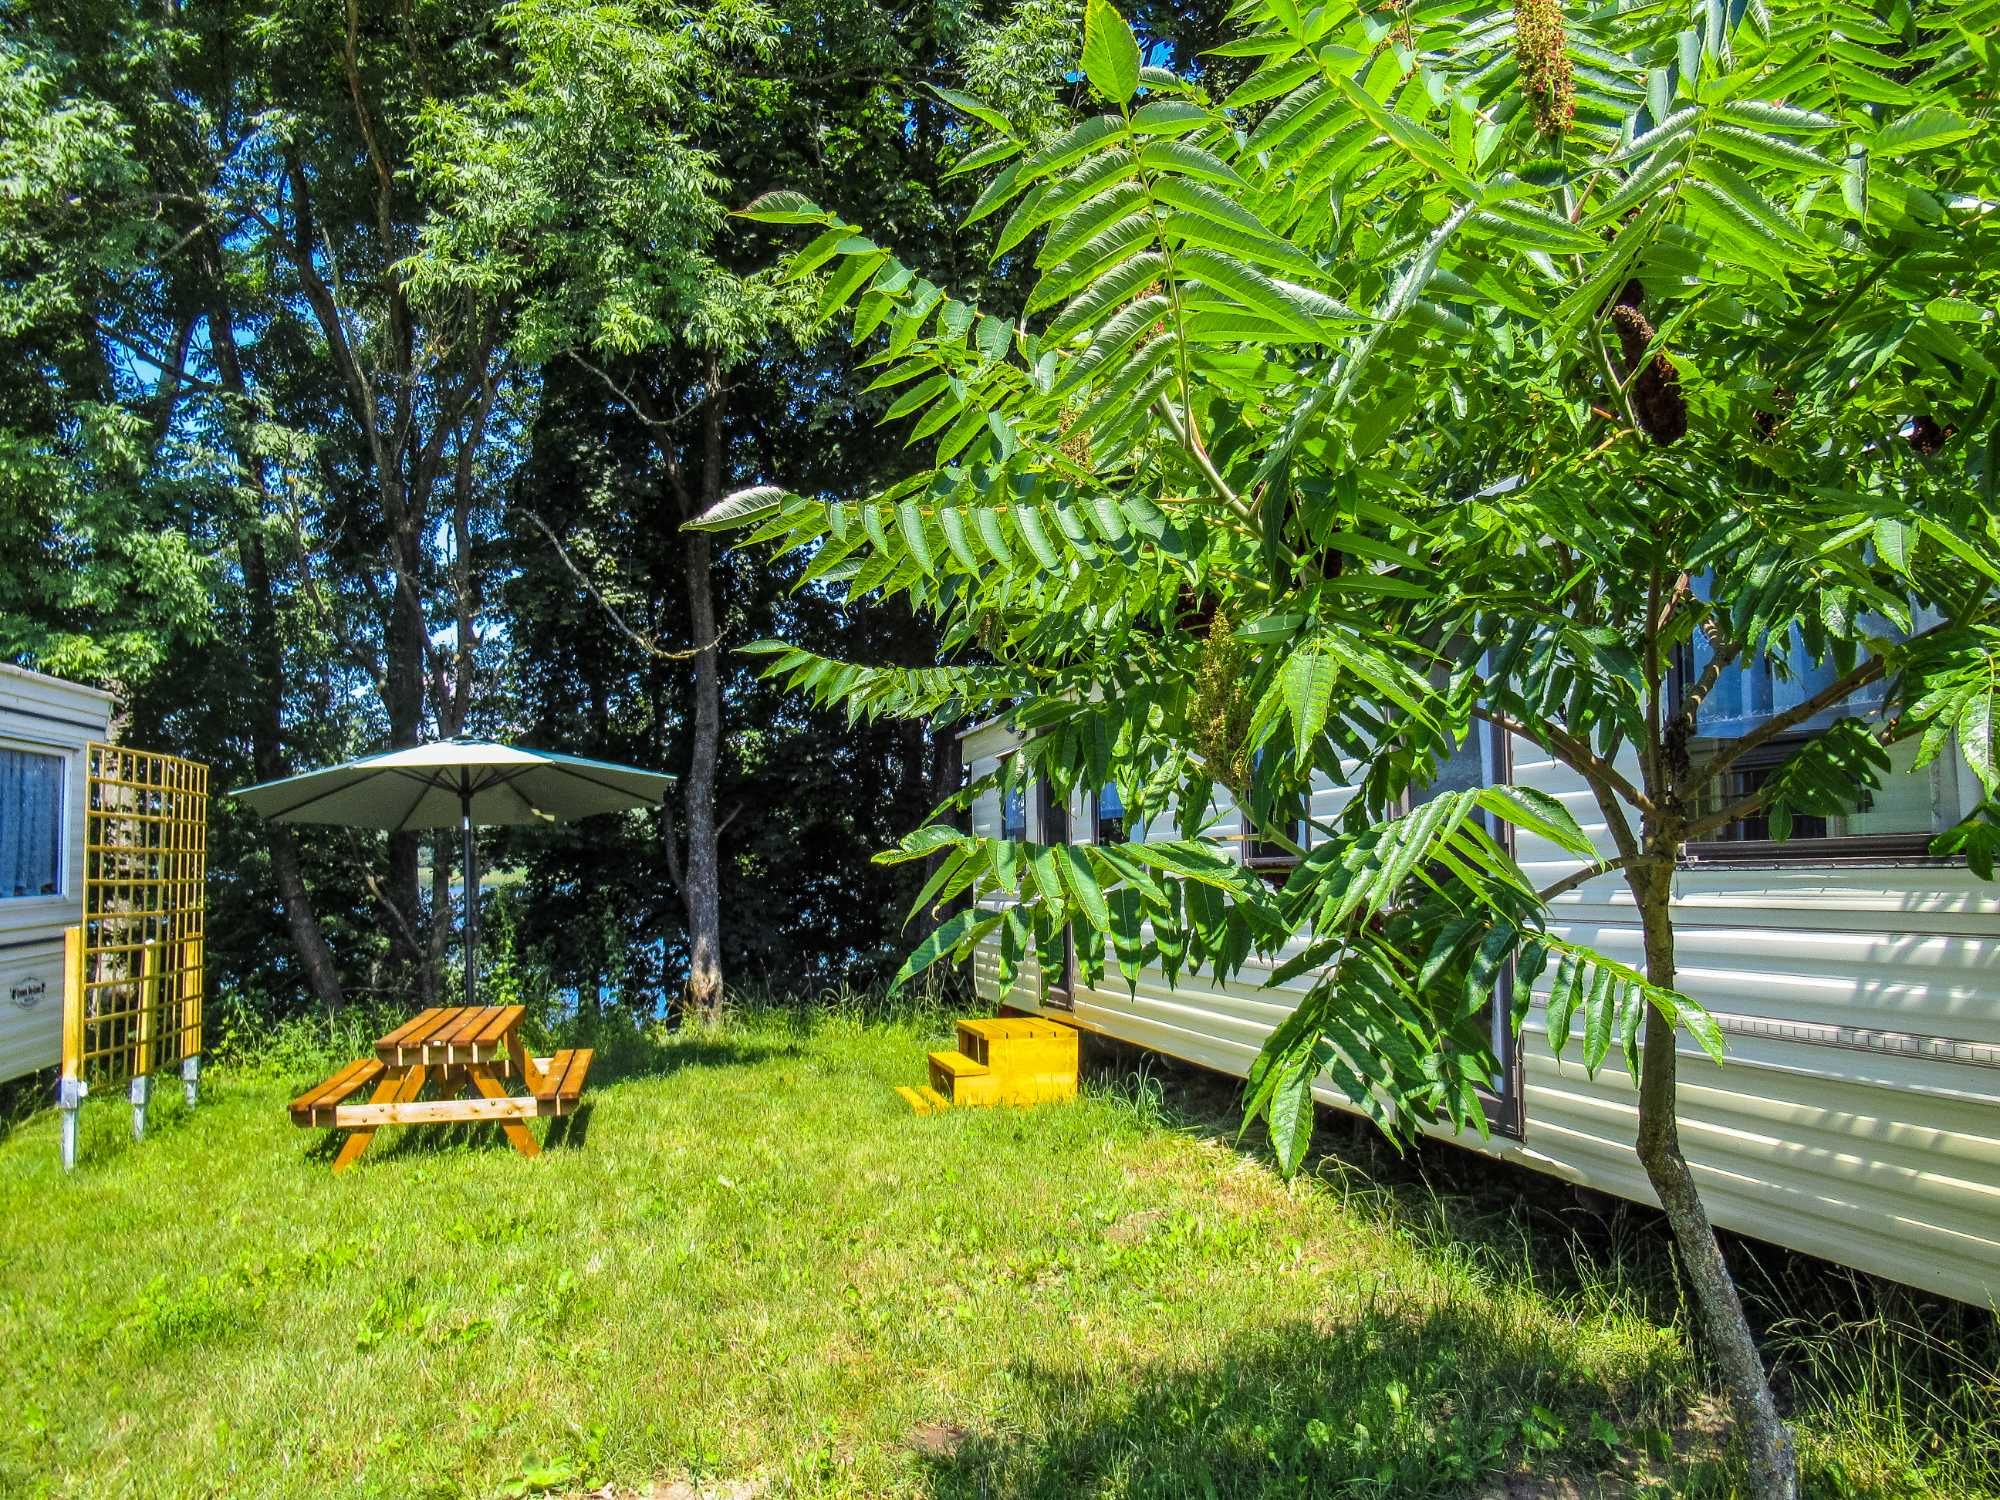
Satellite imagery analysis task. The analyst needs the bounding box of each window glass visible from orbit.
[1001,784,1027,842]
[1686,612,1958,850]
[1694,736,1952,846]
[1692,623,1892,740]
[1410,727,1501,810]
[1,748,63,900]
[1242,751,1307,864]
[1093,784,1134,844]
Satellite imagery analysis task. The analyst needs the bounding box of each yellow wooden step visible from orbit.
[927,1048,988,1080]
[896,1084,952,1115]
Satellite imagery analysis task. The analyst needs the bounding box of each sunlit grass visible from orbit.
[0,1001,1989,1498]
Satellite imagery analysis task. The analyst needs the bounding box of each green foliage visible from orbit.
[2,1009,1990,1497]
[711,0,2000,1178]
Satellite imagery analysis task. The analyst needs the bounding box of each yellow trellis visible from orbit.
[59,743,209,1168]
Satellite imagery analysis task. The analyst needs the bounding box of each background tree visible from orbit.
[411,0,1124,1014]
[700,1,1998,1494]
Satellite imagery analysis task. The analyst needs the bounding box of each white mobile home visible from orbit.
[1,665,113,1085]
[961,711,2000,1311]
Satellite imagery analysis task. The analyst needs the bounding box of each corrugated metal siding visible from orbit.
[967,729,2000,1309]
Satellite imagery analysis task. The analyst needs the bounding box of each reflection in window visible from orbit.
[1242,751,1307,866]
[1694,736,1951,848]
[1,749,63,900]
[1093,784,1137,844]
[1685,619,1957,852]
[1410,724,1503,819]
[1001,784,1027,842]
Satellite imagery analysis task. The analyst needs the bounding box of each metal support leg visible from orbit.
[182,1054,200,1108]
[130,1074,151,1141]
[58,1077,85,1172]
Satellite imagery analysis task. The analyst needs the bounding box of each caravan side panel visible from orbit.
[969,737,2000,1308]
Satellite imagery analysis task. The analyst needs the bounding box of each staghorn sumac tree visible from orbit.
[696,2,2000,1493]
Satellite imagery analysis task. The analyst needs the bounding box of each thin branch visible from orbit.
[1472,705,1655,818]
[1154,394,1257,527]
[521,510,720,662]
[1537,857,1631,904]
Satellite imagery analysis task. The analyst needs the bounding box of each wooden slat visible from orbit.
[375,1008,443,1050]
[291,1058,387,1122]
[507,1027,549,1096]
[291,1058,366,1116]
[444,1005,499,1048]
[526,1048,593,1114]
[412,1006,469,1050]
[331,1092,537,1127]
[470,1004,524,1049]
[552,1050,592,1112]
[530,1050,565,1099]
[331,1064,427,1171]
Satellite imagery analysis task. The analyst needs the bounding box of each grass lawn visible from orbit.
[0,1003,1991,1499]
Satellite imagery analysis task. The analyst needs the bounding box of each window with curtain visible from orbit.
[1,748,64,900]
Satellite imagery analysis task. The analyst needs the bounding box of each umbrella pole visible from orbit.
[462,786,478,1005]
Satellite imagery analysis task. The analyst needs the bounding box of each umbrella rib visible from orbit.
[242,775,371,823]
[532,763,675,805]
[388,767,452,834]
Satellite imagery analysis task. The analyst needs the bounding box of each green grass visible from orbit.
[0,1003,1991,1499]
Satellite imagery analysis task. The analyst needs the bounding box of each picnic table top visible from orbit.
[375,1003,525,1064]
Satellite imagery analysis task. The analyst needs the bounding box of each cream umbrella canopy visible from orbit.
[234,739,675,1002]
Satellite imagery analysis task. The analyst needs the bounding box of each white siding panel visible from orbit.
[959,726,2000,1307]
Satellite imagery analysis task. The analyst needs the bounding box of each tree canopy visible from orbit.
[703,1,1999,1490]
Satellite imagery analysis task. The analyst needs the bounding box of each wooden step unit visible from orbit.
[902,1015,1078,1112]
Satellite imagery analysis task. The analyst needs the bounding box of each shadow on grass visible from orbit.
[914,1313,1728,1500]
[1080,1036,2000,1500]
[588,1032,805,1084]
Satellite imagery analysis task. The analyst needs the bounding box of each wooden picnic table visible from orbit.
[289,1004,592,1173]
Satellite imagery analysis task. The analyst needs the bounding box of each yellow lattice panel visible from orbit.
[78,743,209,1087]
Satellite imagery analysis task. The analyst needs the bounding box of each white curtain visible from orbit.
[0,748,63,899]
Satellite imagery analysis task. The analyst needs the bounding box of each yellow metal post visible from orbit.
[59,926,84,1171]
[132,941,158,1140]
[180,935,203,1106]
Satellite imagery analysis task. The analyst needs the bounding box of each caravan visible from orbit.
[0,665,113,1086]
[962,714,2000,1311]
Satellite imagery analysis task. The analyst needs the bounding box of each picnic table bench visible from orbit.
[290,1004,592,1172]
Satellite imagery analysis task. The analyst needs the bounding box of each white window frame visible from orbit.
[0,733,72,908]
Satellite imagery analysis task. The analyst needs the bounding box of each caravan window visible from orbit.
[1685,624,1958,860]
[1,747,64,900]
[1001,784,1027,842]
[1092,784,1139,844]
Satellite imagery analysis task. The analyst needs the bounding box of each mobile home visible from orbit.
[1,665,113,1085]
[961,710,2000,1310]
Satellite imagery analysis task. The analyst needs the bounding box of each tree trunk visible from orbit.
[204,269,345,1011]
[241,533,347,1012]
[1630,859,1798,1498]
[384,517,429,984]
[677,359,727,1023]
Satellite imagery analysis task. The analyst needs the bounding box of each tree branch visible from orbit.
[1472,705,1654,818]
[521,510,719,662]
[1537,857,1631,904]
[1154,394,1257,528]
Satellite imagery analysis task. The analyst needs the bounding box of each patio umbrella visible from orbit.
[233,739,674,1002]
